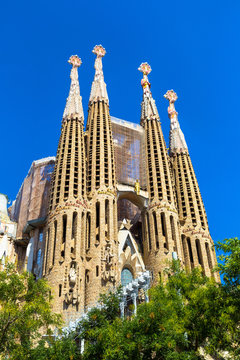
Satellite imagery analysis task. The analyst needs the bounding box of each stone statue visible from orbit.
[69,264,77,285]
[65,291,72,305]
[134,179,140,195]
[103,244,113,265]
[102,244,115,282]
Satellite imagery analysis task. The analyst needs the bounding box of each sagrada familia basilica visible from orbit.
[0,45,219,323]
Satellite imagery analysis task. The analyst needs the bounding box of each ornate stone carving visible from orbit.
[65,288,80,305]
[102,243,116,282]
[64,263,80,305]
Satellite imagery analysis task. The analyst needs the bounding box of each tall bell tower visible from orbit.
[164,90,219,280]
[43,55,88,321]
[139,63,183,282]
[85,45,119,306]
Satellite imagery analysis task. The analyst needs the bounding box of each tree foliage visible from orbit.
[30,335,79,360]
[1,238,240,359]
[215,237,240,289]
[75,262,240,360]
[0,262,61,359]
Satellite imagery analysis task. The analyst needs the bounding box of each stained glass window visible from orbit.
[39,229,43,242]
[121,268,133,287]
[37,249,42,266]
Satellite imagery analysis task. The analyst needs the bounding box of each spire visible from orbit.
[63,55,84,122]
[164,90,188,155]
[89,45,109,103]
[138,62,159,122]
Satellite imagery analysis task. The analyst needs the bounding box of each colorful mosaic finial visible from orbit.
[68,55,82,67]
[139,62,159,121]
[164,90,188,154]
[92,45,106,58]
[89,45,108,102]
[164,89,178,104]
[63,54,84,121]
[138,62,152,98]
[164,90,178,119]
[138,62,152,75]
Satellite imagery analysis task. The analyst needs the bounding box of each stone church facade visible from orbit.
[6,45,219,323]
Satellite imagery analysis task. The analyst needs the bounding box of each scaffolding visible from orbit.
[111,117,147,190]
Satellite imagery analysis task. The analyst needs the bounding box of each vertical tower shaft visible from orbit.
[164,90,219,280]
[43,56,88,322]
[85,45,118,306]
[139,63,182,282]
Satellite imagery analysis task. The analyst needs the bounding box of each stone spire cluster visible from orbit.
[44,47,118,322]
[41,48,219,322]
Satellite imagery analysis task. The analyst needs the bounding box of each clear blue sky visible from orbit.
[0,0,239,246]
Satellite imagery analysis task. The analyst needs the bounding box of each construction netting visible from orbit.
[111,117,147,190]
[11,157,55,238]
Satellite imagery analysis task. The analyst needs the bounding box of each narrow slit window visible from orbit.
[61,215,67,258]
[71,212,77,254]
[105,199,109,238]
[196,239,203,265]
[153,212,159,249]
[187,237,194,266]
[86,213,91,249]
[161,213,166,237]
[147,212,152,251]
[205,242,213,270]
[44,228,50,274]
[52,221,57,265]
[170,216,177,251]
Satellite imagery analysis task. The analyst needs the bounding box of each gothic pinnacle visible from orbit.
[164,90,188,155]
[63,55,84,122]
[89,45,109,103]
[138,62,159,122]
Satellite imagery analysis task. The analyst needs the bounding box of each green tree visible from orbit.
[30,334,79,360]
[215,237,240,289]
[0,261,61,359]
[75,262,239,360]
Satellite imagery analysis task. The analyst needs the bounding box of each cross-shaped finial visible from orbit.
[164,90,178,103]
[138,62,152,75]
[68,55,82,67]
[92,45,106,57]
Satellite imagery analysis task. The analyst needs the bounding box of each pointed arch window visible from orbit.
[121,268,133,287]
